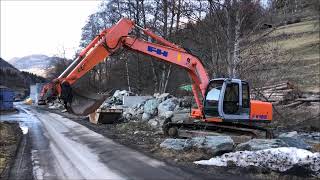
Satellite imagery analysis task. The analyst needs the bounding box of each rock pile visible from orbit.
[101,91,190,129]
[101,90,134,108]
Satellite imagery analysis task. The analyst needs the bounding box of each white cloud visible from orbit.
[1,0,101,60]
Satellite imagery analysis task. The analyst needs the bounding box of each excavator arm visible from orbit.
[122,36,209,113]
[42,18,209,116]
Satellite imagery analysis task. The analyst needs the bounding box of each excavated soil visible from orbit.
[44,106,319,180]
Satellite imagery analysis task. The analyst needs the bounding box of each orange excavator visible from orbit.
[39,18,273,138]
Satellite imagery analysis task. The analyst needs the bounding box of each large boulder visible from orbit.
[277,131,313,150]
[160,136,234,154]
[279,137,312,150]
[158,98,179,117]
[236,139,288,151]
[143,99,159,116]
[295,132,320,145]
[191,136,234,155]
[278,131,298,138]
[160,139,193,150]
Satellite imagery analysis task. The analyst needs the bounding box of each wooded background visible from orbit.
[53,0,319,95]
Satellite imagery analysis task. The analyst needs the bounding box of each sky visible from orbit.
[1,0,102,61]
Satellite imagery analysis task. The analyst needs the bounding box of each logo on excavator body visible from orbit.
[147,46,168,57]
[251,114,267,120]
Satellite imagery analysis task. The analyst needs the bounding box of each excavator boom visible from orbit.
[44,18,210,116]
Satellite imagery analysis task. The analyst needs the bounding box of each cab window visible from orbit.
[223,83,239,114]
[204,80,223,116]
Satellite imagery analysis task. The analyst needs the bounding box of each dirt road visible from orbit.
[1,103,207,180]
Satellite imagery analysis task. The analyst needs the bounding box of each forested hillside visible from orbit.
[0,58,46,97]
[75,0,319,95]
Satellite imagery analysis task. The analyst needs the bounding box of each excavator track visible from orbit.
[163,120,273,139]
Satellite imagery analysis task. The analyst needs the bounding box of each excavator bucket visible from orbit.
[60,71,109,116]
[69,86,123,124]
[67,87,108,116]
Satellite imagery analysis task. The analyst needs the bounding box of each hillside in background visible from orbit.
[0,58,46,98]
[261,19,319,92]
[9,54,66,77]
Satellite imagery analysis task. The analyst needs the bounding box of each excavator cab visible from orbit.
[203,78,271,122]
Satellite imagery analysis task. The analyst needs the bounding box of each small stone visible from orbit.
[125,113,133,120]
[153,93,160,98]
[142,113,151,121]
[157,93,170,100]
[136,108,144,115]
[148,119,159,128]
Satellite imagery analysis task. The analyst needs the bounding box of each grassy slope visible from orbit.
[269,19,320,92]
[266,18,320,130]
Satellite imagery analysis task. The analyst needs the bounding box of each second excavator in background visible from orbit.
[38,18,273,138]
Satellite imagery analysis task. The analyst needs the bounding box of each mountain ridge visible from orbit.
[8,54,66,77]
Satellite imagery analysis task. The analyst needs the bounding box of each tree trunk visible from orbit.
[159,0,168,93]
[104,58,109,89]
[150,61,159,93]
[225,1,232,77]
[176,0,181,31]
[163,65,172,93]
[232,7,241,78]
[141,0,159,93]
[125,58,131,92]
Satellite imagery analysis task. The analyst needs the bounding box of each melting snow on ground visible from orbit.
[195,147,320,176]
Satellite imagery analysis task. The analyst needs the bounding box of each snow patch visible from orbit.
[195,147,320,175]
[19,125,29,134]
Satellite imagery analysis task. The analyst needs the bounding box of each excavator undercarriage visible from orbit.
[163,120,273,139]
